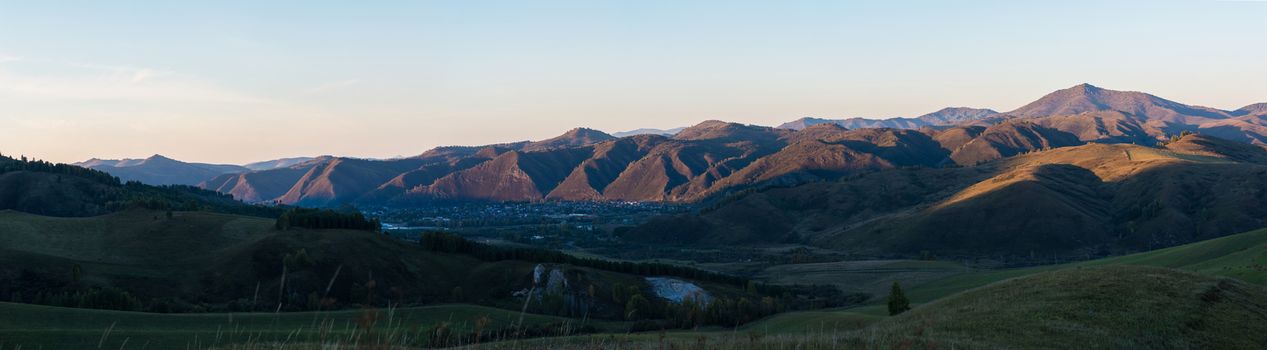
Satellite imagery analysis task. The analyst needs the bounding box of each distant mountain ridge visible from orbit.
[73,84,1266,207]
[611,127,686,137]
[74,155,249,186]
[197,118,1075,206]
[777,107,999,130]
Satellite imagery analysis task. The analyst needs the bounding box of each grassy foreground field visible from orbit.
[0,302,612,349]
[668,224,1267,347]
[905,226,1267,303]
[464,265,1267,350]
[865,265,1267,349]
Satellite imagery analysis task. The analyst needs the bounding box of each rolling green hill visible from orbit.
[868,265,1267,349]
[905,225,1267,304]
[476,267,1267,350]
[472,265,1267,350]
[734,221,1267,344]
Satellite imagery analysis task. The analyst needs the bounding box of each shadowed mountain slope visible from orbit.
[417,147,596,201]
[274,157,427,207]
[948,121,1083,165]
[1027,111,1161,144]
[547,135,667,200]
[201,162,321,203]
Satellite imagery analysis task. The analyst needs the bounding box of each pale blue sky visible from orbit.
[1,0,1264,163]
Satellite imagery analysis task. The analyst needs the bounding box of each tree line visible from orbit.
[275,208,382,231]
[0,154,121,184]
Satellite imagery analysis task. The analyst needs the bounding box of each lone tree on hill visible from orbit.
[888,282,911,316]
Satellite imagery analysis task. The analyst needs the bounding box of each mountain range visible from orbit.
[75,155,318,186]
[777,107,1000,130]
[78,84,1267,207]
[74,155,250,186]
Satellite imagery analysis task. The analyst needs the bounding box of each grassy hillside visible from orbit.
[868,266,1267,349]
[720,224,1267,345]
[0,302,597,349]
[906,226,1267,303]
[466,266,1267,350]
[23,264,1255,350]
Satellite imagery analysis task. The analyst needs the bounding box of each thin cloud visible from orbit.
[303,79,362,95]
[0,59,268,103]
[0,54,21,64]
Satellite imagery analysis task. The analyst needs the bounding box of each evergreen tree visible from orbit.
[887,282,911,316]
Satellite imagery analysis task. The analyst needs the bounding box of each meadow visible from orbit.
[0,302,619,349]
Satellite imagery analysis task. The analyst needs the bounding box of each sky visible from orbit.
[1,0,1265,164]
